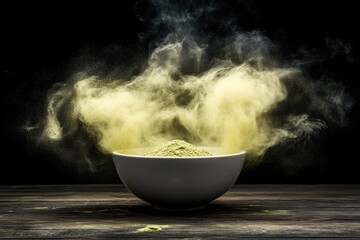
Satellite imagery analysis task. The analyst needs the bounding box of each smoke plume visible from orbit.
[36,0,350,171]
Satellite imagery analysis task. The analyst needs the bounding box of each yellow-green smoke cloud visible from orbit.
[43,40,322,157]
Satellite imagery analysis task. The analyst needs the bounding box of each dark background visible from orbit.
[1,0,359,184]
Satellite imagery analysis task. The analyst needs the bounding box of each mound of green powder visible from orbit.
[145,140,212,157]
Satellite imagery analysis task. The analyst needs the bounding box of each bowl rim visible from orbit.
[112,148,246,159]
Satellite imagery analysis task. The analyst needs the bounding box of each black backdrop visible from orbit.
[1,0,359,184]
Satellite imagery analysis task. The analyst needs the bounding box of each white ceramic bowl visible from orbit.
[112,147,245,210]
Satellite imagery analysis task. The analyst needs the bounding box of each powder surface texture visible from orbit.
[145,140,212,157]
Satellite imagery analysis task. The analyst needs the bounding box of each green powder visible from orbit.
[145,140,212,157]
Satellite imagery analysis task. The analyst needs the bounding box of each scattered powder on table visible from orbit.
[145,140,212,157]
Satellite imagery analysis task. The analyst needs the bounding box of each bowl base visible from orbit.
[152,204,206,211]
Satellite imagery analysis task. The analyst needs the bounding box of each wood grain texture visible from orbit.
[0,185,359,239]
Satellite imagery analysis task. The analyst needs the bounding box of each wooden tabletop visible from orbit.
[0,185,359,239]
